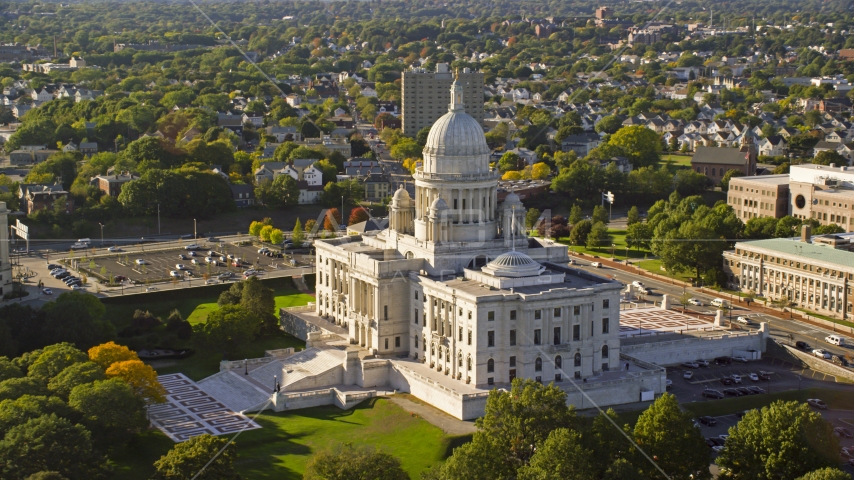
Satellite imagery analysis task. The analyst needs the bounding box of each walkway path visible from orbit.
[388,395,477,436]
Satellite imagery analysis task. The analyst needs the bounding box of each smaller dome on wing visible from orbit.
[392,185,411,207]
[481,251,545,278]
[430,197,449,211]
[503,192,522,206]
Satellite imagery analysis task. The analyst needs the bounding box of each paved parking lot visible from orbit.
[52,239,313,286]
[667,357,836,405]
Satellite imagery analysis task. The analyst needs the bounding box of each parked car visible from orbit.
[257,247,270,254]
[832,355,849,366]
[47,264,61,270]
[41,288,52,295]
[795,341,810,350]
[807,398,828,410]
[683,371,694,380]
[835,427,853,438]
[178,254,188,260]
[665,379,672,390]
[682,362,700,369]
[705,438,717,448]
[812,349,831,359]
[736,316,753,325]
[55,272,70,280]
[135,259,146,265]
[169,271,181,278]
[748,373,759,382]
[702,389,724,399]
[191,259,200,265]
[146,287,158,292]
[723,388,743,397]
[591,262,602,268]
[730,374,742,384]
[114,275,128,282]
[732,356,749,363]
[699,416,717,426]
[696,359,709,367]
[758,372,772,381]
[688,298,703,306]
[204,256,214,263]
[720,377,734,386]
[71,285,85,290]
[747,386,765,394]
[185,244,201,250]
[205,279,219,285]
[712,445,725,453]
[718,434,729,442]
[218,272,234,280]
[736,387,753,395]
[188,251,197,257]
[632,281,645,288]
[715,356,732,365]
[175,264,187,270]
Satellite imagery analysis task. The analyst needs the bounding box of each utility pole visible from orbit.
[157,203,161,235]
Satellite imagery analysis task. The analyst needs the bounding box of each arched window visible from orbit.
[458,350,463,367]
[602,345,609,358]
[712,168,716,176]
[487,359,494,373]
[574,353,582,367]
[555,355,562,369]
[535,357,542,372]
[431,344,435,357]
[467,355,472,371]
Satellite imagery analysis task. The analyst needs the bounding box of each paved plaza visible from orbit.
[620,308,718,338]
[148,373,263,442]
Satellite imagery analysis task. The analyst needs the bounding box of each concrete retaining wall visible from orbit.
[272,388,376,412]
[780,343,854,382]
[621,330,766,366]
[281,307,321,341]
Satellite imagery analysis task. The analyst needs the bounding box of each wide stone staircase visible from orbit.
[196,347,347,413]
[197,370,272,413]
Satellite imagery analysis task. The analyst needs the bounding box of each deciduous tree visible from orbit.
[68,378,147,448]
[152,434,241,480]
[47,361,105,399]
[608,126,662,168]
[195,305,259,358]
[304,444,409,480]
[717,401,838,479]
[105,359,166,403]
[87,342,138,370]
[517,428,596,480]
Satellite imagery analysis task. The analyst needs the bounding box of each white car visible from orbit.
[71,284,85,290]
[732,356,749,363]
[813,349,831,359]
[204,256,214,263]
[632,281,645,288]
[748,373,759,382]
[683,371,694,380]
[205,279,219,285]
[736,316,753,325]
[591,262,602,268]
[41,288,52,295]
[688,298,703,306]
[185,244,201,250]
[712,445,725,453]
[718,434,729,442]
[807,398,828,409]
[169,270,182,278]
[107,246,122,252]
[175,264,187,270]
[191,259,200,265]
[146,287,158,292]
[257,247,270,254]
[135,259,146,265]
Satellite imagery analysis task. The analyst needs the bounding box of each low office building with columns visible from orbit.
[724,226,854,320]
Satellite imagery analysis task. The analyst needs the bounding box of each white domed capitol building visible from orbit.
[193,76,671,421]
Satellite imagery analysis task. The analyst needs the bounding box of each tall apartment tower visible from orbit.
[401,63,484,137]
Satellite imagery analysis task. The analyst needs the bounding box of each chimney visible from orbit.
[801,224,812,243]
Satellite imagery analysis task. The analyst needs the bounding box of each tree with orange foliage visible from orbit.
[324,208,341,231]
[349,207,370,225]
[106,359,166,403]
[88,341,140,370]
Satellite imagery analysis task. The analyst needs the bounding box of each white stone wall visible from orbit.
[285,365,344,392]
[621,331,766,366]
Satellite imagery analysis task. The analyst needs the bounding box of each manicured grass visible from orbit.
[185,290,315,325]
[186,301,219,325]
[662,153,694,167]
[110,398,465,480]
[681,387,854,418]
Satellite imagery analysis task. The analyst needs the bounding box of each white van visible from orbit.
[77,238,91,244]
[826,335,845,346]
[710,298,728,308]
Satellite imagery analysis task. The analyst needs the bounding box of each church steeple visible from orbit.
[449,69,465,112]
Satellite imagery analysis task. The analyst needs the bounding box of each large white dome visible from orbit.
[422,110,490,158]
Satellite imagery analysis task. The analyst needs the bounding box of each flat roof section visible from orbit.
[619,307,721,338]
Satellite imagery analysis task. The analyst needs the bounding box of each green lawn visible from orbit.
[185,289,315,325]
[661,153,693,168]
[681,387,854,418]
[110,398,466,480]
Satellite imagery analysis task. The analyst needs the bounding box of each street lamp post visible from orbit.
[194,219,197,240]
[99,223,104,247]
[611,243,616,260]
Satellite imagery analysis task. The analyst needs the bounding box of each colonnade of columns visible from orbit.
[422,294,461,379]
[415,185,498,223]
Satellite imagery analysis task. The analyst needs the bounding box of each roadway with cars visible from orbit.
[569,254,854,363]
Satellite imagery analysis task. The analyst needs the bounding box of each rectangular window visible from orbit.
[603,299,610,309]
[554,307,561,317]
[384,305,388,320]
[535,309,542,320]
[487,361,494,373]
[488,377,494,385]
[602,318,610,334]
[554,327,561,345]
[590,321,594,336]
[573,305,580,315]
[395,336,400,348]
[509,329,516,346]
[384,338,389,349]
[534,329,541,345]
[573,324,580,341]
[487,331,495,347]
[510,310,517,320]
[488,311,495,321]
[602,363,609,372]
[459,327,463,341]
[555,373,562,382]
[414,309,419,324]
[468,330,472,345]
[509,356,516,367]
